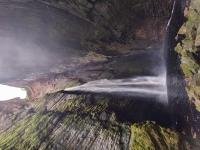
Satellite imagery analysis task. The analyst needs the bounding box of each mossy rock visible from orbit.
[176,0,200,113]
[0,112,59,150]
[183,39,195,52]
[195,25,200,47]
[186,9,200,36]
[181,57,200,78]
[0,110,130,150]
[130,122,183,150]
[191,0,200,15]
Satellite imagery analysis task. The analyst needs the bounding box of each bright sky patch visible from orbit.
[0,84,27,101]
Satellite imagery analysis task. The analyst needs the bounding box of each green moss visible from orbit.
[181,64,195,77]
[0,112,59,150]
[186,9,200,36]
[183,39,196,52]
[130,122,180,150]
[195,25,200,47]
[31,92,112,121]
[0,111,122,149]
[187,84,200,112]
[191,0,200,14]
[195,104,200,112]
[176,0,200,113]
[178,50,200,77]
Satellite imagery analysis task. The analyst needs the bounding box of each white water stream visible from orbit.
[65,76,168,103]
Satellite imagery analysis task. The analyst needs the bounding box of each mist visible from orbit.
[65,76,168,103]
[0,0,91,82]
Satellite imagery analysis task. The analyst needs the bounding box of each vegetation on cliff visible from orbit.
[176,0,200,111]
[0,93,131,150]
[130,122,187,150]
[0,91,184,150]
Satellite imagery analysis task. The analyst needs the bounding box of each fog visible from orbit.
[1,1,169,103]
[0,0,91,82]
[0,36,56,79]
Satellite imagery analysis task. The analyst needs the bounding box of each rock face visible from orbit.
[39,0,172,42]
[173,0,200,147]
[0,92,183,150]
[0,0,172,82]
[0,99,32,132]
[0,93,131,150]
[130,122,185,150]
[176,0,200,111]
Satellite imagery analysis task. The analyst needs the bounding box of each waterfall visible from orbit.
[65,76,168,102]
[64,1,182,104]
[64,43,170,104]
[65,47,169,104]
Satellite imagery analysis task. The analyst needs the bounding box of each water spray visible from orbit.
[65,76,168,104]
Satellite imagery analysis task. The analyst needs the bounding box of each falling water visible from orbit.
[65,76,168,102]
[64,16,175,104]
[65,39,171,103]
[64,21,174,104]
[64,42,169,103]
[58,1,179,104]
[67,1,180,104]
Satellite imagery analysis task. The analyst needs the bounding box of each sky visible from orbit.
[0,84,27,101]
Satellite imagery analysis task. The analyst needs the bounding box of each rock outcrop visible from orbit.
[174,0,200,147]
[0,92,183,150]
[176,0,200,111]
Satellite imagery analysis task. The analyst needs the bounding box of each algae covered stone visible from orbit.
[175,0,200,112]
[130,122,182,150]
